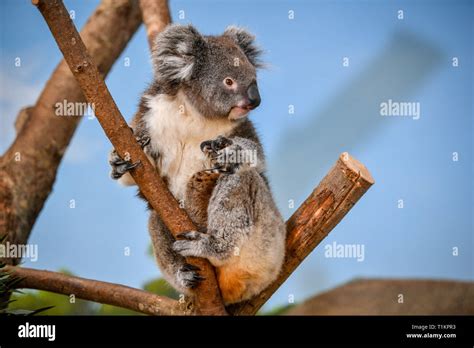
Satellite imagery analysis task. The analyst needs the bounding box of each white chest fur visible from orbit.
[144,91,236,201]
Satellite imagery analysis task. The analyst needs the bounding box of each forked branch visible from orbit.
[7,0,375,317]
[229,153,374,315]
[5,150,373,315]
[32,0,227,315]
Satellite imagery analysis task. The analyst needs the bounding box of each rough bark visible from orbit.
[285,279,474,315]
[139,0,172,50]
[32,0,227,315]
[5,266,186,316]
[1,0,377,317]
[138,1,227,315]
[3,152,374,315]
[0,0,142,265]
[229,153,374,315]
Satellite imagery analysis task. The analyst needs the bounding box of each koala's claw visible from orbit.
[200,136,233,154]
[128,127,150,149]
[204,165,234,174]
[177,263,205,289]
[109,150,140,179]
[136,134,151,148]
[201,136,242,174]
[181,263,201,272]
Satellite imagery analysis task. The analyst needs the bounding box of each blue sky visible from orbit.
[1,0,472,311]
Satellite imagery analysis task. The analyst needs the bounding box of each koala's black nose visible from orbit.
[247,83,261,109]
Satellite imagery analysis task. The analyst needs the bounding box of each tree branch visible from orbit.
[32,0,227,315]
[2,0,374,317]
[4,266,185,316]
[0,0,142,265]
[139,0,172,51]
[228,152,374,315]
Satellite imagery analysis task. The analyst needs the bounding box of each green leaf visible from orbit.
[143,278,180,300]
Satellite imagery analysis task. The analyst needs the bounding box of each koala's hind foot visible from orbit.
[149,212,205,293]
[172,230,210,259]
[177,263,205,289]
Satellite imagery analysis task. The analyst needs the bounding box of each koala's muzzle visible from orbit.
[247,83,261,109]
[229,83,261,120]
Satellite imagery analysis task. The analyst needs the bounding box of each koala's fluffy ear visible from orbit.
[224,26,263,68]
[152,24,205,86]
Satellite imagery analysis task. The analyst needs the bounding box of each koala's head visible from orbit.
[152,24,263,120]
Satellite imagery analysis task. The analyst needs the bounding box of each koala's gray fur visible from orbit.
[109,24,286,305]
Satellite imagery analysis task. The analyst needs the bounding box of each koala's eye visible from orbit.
[224,78,234,87]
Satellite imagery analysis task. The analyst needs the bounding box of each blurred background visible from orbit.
[1,0,472,314]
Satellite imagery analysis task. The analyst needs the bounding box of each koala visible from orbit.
[109,24,286,305]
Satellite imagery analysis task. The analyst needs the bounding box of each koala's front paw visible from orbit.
[200,135,233,154]
[200,136,243,174]
[177,263,205,289]
[173,231,205,257]
[134,131,151,149]
[109,149,140,179]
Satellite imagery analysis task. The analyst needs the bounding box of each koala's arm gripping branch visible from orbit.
[229,153,374,315]
[32,0,227,316]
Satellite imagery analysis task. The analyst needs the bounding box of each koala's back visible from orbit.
[206,170,286,304]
